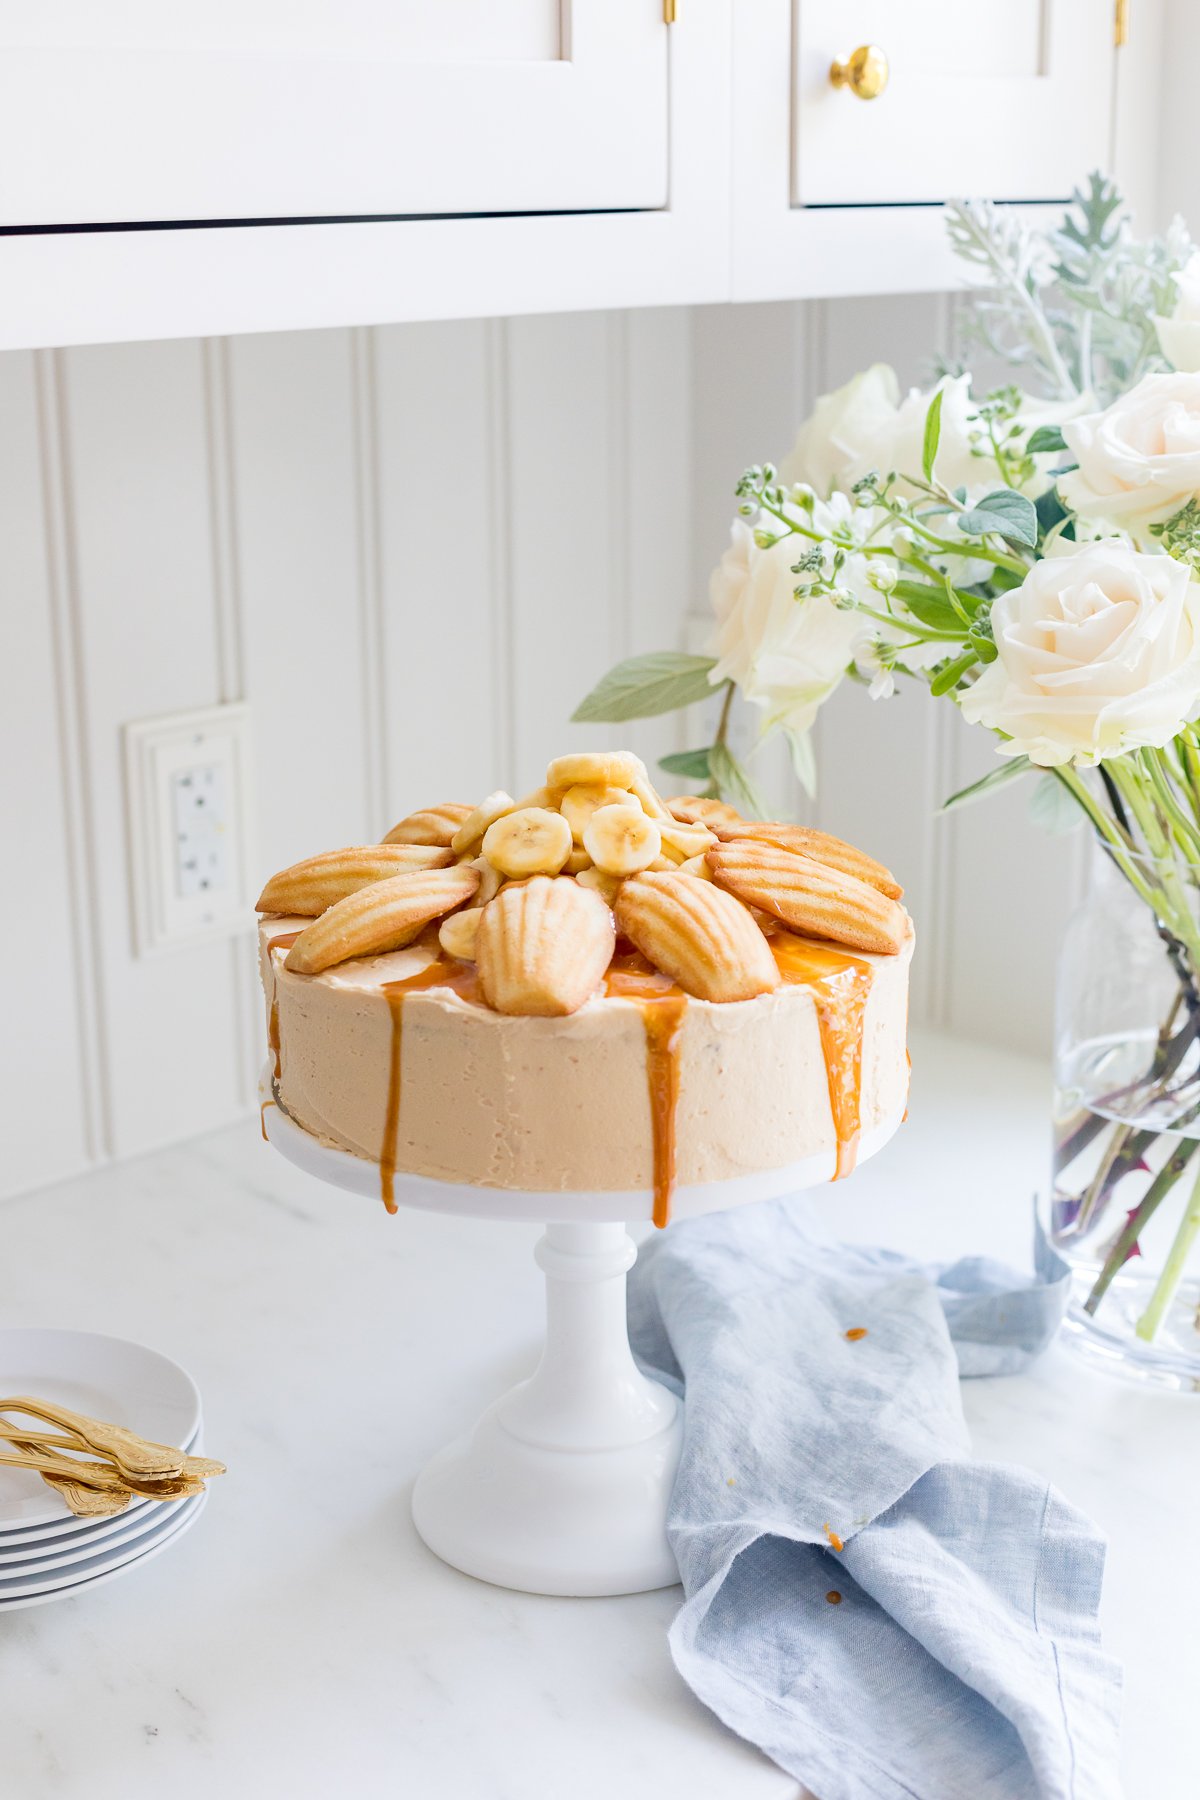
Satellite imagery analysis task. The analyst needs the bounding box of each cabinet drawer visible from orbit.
[795,0,1114,207]
[0,1,667,227]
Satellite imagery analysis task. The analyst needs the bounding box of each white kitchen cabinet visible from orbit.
[0,3,667,225]
[794,1,1114,208]
[0,0,1161,348]
[0,4,731,350]
[733,0,1127,301]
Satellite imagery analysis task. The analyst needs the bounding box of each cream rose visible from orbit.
[780,366,997,500]
[1059,372,1200,537]
[707,521,864,736]
[1155,253,1200,373]
[960,541,1200,766]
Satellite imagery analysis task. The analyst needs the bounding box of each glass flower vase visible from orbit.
[1044,846,1200,1390]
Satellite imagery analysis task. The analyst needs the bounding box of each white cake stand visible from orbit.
[261,1064,902,1597]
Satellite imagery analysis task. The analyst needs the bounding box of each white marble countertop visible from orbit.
[2,1029,1196,1800]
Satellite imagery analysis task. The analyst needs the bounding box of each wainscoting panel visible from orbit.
[54,339,245,1162]
[0,352,92,1195]
[3,295,1082,1199]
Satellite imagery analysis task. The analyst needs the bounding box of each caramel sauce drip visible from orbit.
[378,954,482,1214]
[770,932,874,1182]
[259,1099,276,1143]
[266,931,302,1082]
[605,953,688,1230]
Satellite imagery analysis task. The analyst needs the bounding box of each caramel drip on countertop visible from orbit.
[266,932,302,1082]
[771,933,873,1182]
[605,953,688,1230]
[378,956,483,1214]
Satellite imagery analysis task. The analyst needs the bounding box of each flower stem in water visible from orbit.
[1135,1160,1200,1341]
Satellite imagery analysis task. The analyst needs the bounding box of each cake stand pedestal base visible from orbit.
[262,1069,904,1600]
[412,1222,682,1597]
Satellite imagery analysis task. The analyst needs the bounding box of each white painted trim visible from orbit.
[32,348,112,1161]
[350,327,388,838]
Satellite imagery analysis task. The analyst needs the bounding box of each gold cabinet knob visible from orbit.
[829,44,889,100]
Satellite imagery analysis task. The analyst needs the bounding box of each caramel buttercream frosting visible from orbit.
[257,751,912,1221]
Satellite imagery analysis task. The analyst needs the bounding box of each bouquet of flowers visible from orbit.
[574,176,1200,1354]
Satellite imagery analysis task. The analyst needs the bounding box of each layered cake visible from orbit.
[257,752,912,1222]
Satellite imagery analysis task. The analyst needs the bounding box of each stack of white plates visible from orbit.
[0,1327,208,1612]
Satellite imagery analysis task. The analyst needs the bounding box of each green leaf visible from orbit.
[890,579,966,634]
[1034,488,1069,541]
[709,742,766,819]
[921,387,944,483]
[658,746,713,782]
[572,653,717,724]
[1029,773,1085,835]
[1026,424,1067,455]
[930,651,978,697]
[957,488,1039,548]
[940,755,1032,813]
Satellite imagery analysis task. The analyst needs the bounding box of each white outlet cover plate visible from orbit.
[123,703,255,955]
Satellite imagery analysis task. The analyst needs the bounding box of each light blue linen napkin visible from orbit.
[627,1203,1123,1800]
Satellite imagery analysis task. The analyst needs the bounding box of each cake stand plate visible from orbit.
[261,1067,901,1597]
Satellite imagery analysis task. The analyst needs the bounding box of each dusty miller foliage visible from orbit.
[940,173,1193,404]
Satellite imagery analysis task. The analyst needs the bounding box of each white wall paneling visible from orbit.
[1,308,695,1201]
[0,353,95,1194]
[1156,0,1200,231]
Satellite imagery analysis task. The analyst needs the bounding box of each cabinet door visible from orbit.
[0,2,666,227]
[796,0,1113,206]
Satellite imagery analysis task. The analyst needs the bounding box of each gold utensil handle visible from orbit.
[829,45,889,100]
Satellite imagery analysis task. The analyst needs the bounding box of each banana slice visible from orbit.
[628,770,673,824]
[583,803,662,877]
[560,783,633,844]
[677,854,713,880]
[575,867,623,906]
[469,855,503,905]
[512,785,558,812]
[563,846,592,875]
[483,806,573,878]
[439,907,484,962]
[659,819,717,862]
[545,752,644,792]
[451,791,515,855]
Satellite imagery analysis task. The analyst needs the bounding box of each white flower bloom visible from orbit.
[707,521,864,736]
[780,366,999,500]
[1059,372,1200,540]
[1154,253,1200,373]
[959,540,1200,766]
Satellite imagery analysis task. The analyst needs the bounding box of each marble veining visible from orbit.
[0,1029,1194,1799]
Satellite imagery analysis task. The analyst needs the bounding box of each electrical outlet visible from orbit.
[124,704,255,955]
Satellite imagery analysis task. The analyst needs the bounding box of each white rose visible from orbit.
[1059,372,1200,538]
[707,521,864,735]
[1154,253,1200,373]
[959,540,1200,766]
[780,366,1000,499]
